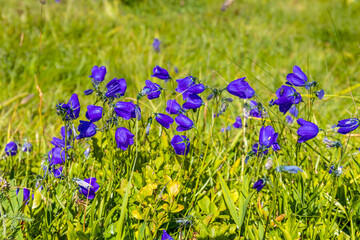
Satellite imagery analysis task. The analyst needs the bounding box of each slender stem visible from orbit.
[0,199,7,238]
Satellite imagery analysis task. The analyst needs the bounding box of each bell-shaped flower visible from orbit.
[171,135,190,156]
[52,166,63,179]
[57,93,80,120]
[151,65,171,81]
[114,101,136,120]
[161,230,173,240]
[155,113,174,129]
[142,80,162,100]
[115,127,134,151]
[227,77,255,99]
[286,65,308,88]
[5,141,18,156]
[105,78,127,98]
[297,118,319,143]
[182,94,203,110]
[175,114,194,132]
[48,147,66,166]
[233,116,242,129]
[253,179,266,192]
[336,118,360,134]
[22,143,33,153]
[89,66,107,83]
[166,99,182,114]
[316,89,325,100]
[273,85,302,114]
[77,121,97,139]
[86,105,103,122]
[77,178,99,199]
[259,126,278,148]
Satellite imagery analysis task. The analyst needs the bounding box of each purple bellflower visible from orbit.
[171,135,190,156]
[161,230,174,240]
[16,188,31,205]
[289,105,299,117]
[259,126,278,149]
[57,93,81,120]
[286,65,308,88]
[22,143,33,153]
[155,113,174,129]
[175,114,194,132]
[86,105,103,122]
[233,116,242,129]
[5,141,18,156]
[142,80,162,100]
[114,101,136,120]
[89,66,107,84]
[77,121,97,139]
[48,147,66,166]
[286,115,294,124]
[153,38,160,53]
[316,89,325,100]
[166,99,183,114]
[115,127,134,151]
[253,179,266,192]
[297,118,319,143]
[182,94,203,110]
[151,65,171,81]
[105,78,127,98]
[77,178,99,199]
[272,85,302,114]
[52,166,63,178]
[227,77,255,99]
[336,118,360,134]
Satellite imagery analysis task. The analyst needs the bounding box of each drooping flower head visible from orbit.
[227,77,255,99]
[57,93,81,121]
[131,104,142,121]
[105,78,127,98]
[152,38,161,53]
[315,89,325,100]
[114,101,136,120]
[289,105,299,118]
[166,99,183,115]
[142,80,162,100]
[259,126,278,148]
[286,65,308,88]
[329,165,343,176]
[22,143,33,153]
[89,66,107,84]
[286,115,294,124]
[48,147,66,166]
[161,230,173,240]
[176,76,205,100]
[253,179,266,192]
[52,166,63,179]
[155,113,174,129]
[336,118,360,134]
[84,89,94,95]
[182,94,203,110]
[151,65,171,81]
[115,127,134,151]
[273,85,302,114]
[171,135,190,156]
[297,118,319,143]
[76,178,99,199]
[221,126,231,132]
[5,141,18,156]
[51,126,73,149]
[233,116,242,129]
[275,165,303,174]
[323,137,342,148]
[77,121,97,139]
[16,188,31,205]
[175,114,194,132]
[86,105,103,122]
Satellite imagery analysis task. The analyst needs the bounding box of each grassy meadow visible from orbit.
[1,0,360,239]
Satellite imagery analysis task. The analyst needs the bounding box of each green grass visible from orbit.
[1,0,360,239]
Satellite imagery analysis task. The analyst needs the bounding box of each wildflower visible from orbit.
[272,85,302,114]
[131,104,142,121]
[51,126,73,149]
[166,99,182,114]
[286,65,308,88]
[297,118,319,143]
[275,165,303,174]
[175,114,194,132]
[336,118,360,134]
[16,188,31,205]
[115,127,134,150]
[89,66,107,84]
[22,143,33,152]
[221,126,231,132]
[174,67,179,74]
[259,126,278,149]
[83,89,94,95]
[5,141,18,156]
[114,101,136,120]
[286,115,294,124]
[289,105,298,117]
[155,113,174,129]
[77,178,99,199]
[329,165,343,176]
[233,116,242,129]
[227,77,255,99]
[77,121,97,139]
[57,93,81,120]
[176,76,205,100]
[48,147,66,166]
[151,65,171,81]
[161,230,173,240]
[86,105,103,122]
[253,179,266,192]
[142,80,162,100]
[171,135,190,155]
[323,137,342,148]
[152,38,160,52]
[105,78,127,98]
[316,89,325,100]
[52,166,63,179]
[182,94,203,110]
[252,143,268,157]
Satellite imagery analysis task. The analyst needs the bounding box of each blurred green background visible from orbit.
[1,0,360,148]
